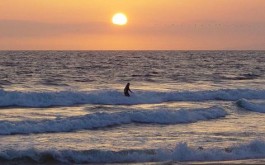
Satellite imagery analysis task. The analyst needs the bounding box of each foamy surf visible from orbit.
[0,106,227,135]
[1,51,264,164]
[0,88,265,107]
[1,140,265,164]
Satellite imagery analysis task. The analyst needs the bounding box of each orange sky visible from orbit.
[0,0,265,50]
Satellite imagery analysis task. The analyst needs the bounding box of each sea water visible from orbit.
[0,50,264,164]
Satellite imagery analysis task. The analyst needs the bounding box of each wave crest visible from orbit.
[1,140,265,163]
[0,107,226,135]
[0,88,265,107]
[236,99,265,113]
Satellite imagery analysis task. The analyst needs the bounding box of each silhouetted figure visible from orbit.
[124,83,132,97]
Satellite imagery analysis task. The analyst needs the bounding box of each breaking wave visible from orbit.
[236,99,265,113]
[1,140,265,164]
[0,107,226,135]
[0,88,265,107]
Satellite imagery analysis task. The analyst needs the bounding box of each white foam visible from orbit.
[237,99,265,113]
[0,106,227,135]
[1,140,265,163]
[0,88,265,107]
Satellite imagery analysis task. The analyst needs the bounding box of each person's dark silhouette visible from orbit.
[124,83,132,97]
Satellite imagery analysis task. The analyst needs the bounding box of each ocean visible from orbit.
[0,50,264,164]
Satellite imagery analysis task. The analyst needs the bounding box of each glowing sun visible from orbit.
[112,13,127,26]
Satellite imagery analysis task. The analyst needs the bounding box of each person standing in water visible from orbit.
[124,83,133,97]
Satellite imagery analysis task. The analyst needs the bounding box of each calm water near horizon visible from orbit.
[0,50,265,164]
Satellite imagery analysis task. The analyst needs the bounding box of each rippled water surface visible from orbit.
[0,51,264,164]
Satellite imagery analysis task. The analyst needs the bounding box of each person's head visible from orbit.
[127,83,130,86]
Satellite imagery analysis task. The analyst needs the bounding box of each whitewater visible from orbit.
[0,50,264,164]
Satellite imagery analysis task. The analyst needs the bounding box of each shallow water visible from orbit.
[0,50,264,164]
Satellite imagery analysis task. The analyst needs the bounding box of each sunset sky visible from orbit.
[1,0,265,50]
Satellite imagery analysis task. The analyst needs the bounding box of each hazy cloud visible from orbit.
[0,20,110,38]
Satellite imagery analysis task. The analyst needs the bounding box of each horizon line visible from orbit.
[1,49,265,51]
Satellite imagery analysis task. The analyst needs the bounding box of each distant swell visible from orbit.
[236,99,265,113]
[1,140,265,164]
[0,107,226,135]
[0,88,265,107]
